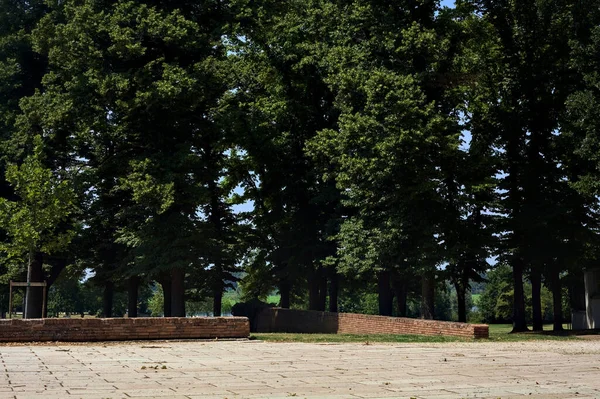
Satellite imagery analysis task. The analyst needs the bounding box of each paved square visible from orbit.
[0,339,599,398]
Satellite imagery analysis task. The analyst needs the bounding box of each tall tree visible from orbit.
[562,0,600,328]
[0,0,50,314]
[463,0,594,331]
[0,136,76,318]
[309,0,464,318]
[25,0,231,317]
[230,0,341,310]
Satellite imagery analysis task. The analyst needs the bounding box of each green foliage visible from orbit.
[228,0,342,311]
[435,284,454,321]
[476,265,513,323]
[47,265,85,316]
[339,289,379,316]
[462,0,600,330]
[147,284,164,317]
[0,136,76,272]
[238,252,276,302]
[304,0,482,322]
[149,284,240,316]
[0,0,599,325]
[474,265,554,324]
[121,159,175,215]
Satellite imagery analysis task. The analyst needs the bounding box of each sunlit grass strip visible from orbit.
[252,324,585,343]
[252,333,469,343]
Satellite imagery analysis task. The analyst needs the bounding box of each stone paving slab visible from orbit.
[0,340,599,398]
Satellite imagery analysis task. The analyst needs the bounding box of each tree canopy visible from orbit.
[0,0,599,328]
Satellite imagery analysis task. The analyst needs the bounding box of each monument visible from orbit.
[572,268,600,330]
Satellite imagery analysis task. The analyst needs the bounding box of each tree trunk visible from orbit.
[42,281,49,318]
[102,281,114,318]
[128,276,139,318]
[25,252,44,319]
[530,269,543,331]
[421,273,435,320]
[318,270,327,311]
[170,268,185,317]
[279,281,290,308]
[328,272,339,313]
[213,285,223,317]
[511,259,529,332]
[377,271,393,316]
[208,176,225,317]
[454,281,467,323]
[395,281,407,317]
[550,269,563,332]
[308,269,320,311]
[160,276,172,317]
[568,270,586,312]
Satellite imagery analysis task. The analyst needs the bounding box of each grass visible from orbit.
[485,323,581,341]
[266,294,281,305]
[251,333,468,343]
[251,323,586,343]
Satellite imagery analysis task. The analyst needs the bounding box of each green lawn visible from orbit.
[251,323,584,343]
[251,333,468,343]
[485,323,580,341]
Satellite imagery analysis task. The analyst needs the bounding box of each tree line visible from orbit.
[1,0,600,331]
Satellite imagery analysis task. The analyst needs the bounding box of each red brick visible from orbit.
[255,308,489,339]
[0,317,249,342]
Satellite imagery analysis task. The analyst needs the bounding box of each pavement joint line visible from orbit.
[5,341,600,398]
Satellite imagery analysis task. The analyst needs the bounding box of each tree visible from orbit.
[308,0,464,318]
[47,264,85,317]
[0,0,50,315]
[477,264,554,324]
[561,0,600,329]
[229,0,341,311]
[0,135,76,318]
[0,0,48,156]
[27,0,233,317]
[462,0,594,331]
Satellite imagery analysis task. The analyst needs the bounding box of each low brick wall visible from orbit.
[0,317,250,342]
[255,308,488,339]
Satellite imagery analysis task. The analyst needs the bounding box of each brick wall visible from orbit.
[0,317,250,342]
[255,308,488,339]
